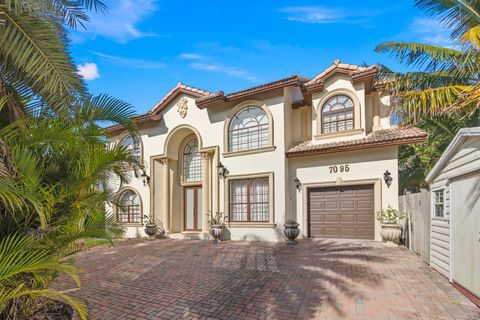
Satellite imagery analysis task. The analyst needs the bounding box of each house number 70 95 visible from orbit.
[329,165,350,173]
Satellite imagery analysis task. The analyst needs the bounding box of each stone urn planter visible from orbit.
[284,220,300,245]
[143,214,158,240]
[376,206,406,245]
[379,224,402,244]
[210,224,223,243]
[210,211,226,243]
[144,223,158,239]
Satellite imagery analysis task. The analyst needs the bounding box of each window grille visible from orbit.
[229,106,269,152]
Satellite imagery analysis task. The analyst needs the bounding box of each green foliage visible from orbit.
[0,99,138,317]
[0,2,141,317]
[376,206,407,224]
[398,111,480,192]
[376,0,480,121]
[210,211,226,226]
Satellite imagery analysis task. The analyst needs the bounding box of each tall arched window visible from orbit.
[229,106,269,152]
[183,138,202,182]
[117,189,141,224]
[322,95,354,133]
[120,135,141,162]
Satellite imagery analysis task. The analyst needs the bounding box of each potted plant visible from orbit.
[376,206,407,244]
[210,211,226,243]
[143,214,158,240]
[284,219,300,245]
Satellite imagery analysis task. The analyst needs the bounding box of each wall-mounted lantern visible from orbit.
[141,169,150,186]
[294,177,302,191]
[217,162,227,179]
[383,170,393,188]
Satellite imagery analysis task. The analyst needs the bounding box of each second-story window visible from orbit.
[120,135,141,162]
[322,95,354,133]
[229,106,269,152]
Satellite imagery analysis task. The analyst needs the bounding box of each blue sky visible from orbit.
[71,0,452,114]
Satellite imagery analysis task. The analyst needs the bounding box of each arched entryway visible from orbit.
[153,125,212,234]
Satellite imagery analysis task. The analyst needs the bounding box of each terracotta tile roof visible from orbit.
[150,82,213,115]
[196,75,309,108]
[105,82,212,133]
[286,126,427,157]
[104,112,152,133]
[305,60,378,92]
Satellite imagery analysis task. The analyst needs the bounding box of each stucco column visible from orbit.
[201,152,211,233]
[160,158,170,233]
[372,92,381,131]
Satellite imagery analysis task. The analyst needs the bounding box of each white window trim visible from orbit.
[431,187,446,220]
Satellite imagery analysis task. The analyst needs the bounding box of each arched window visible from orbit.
[229,106,269,152]
[117,189,141,224]
[322,95,354,133]
[183,138,202,182]
[120,135,141,161]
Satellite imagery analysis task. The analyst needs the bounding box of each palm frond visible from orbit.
[0,10,86,114]
[415,0,480,39]
[375,42,470,71]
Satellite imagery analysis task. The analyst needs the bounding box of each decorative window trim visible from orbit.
[315,89,361,137]
[314,128,364,140]
[224,172,274,225]
[432,188,446,219]
[179,135,202,185]
[115,187,143,226]
[223,100,274,157]
[116,131,144,166]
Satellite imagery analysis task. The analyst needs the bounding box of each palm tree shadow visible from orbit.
[184,239,389,319]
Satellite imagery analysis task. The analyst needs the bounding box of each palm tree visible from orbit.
[375,0,480,122]
[0,0,107,118]
[0,96,140,318]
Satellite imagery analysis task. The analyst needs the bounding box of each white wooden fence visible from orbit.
[399,190,431,265]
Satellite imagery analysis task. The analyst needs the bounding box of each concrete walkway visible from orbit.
[54,239,480,319]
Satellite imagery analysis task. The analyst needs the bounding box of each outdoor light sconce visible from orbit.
[141,169,150,186]
[217,162,227,179]
[383,170,393,188]
[294,177,302,191]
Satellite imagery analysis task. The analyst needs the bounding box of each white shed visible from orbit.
[426,127,480,305]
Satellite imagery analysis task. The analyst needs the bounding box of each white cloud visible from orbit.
[77,62,99,80]
[279,6,386,25]
[78,0,161,43]
[190,62,258,82]
[92,52,166,69]
[179,53,204,60]
[410,18,455,47]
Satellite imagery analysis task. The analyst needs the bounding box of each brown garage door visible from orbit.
[308,185,374,239]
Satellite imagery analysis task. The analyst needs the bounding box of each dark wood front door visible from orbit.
[308,185,374,239]
[184,186,202,231]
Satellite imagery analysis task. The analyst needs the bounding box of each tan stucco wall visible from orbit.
[288,146,399,241]
[108,76,398,242]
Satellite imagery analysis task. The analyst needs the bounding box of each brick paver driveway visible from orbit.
[55,239,480,320]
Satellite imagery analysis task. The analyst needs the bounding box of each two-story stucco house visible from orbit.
[106,60,427,242]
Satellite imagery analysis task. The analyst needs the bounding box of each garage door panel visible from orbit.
[308,185,374,240]
[340,200,355,209]
[324,201,339,210]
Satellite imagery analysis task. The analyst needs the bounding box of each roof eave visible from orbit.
[196,77,308,109]
[286,136,427,158]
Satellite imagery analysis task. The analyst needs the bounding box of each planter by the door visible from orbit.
[284,221,300,245]
[210,224,223,243]
[379,224,402,244]
[144,223,158,239]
